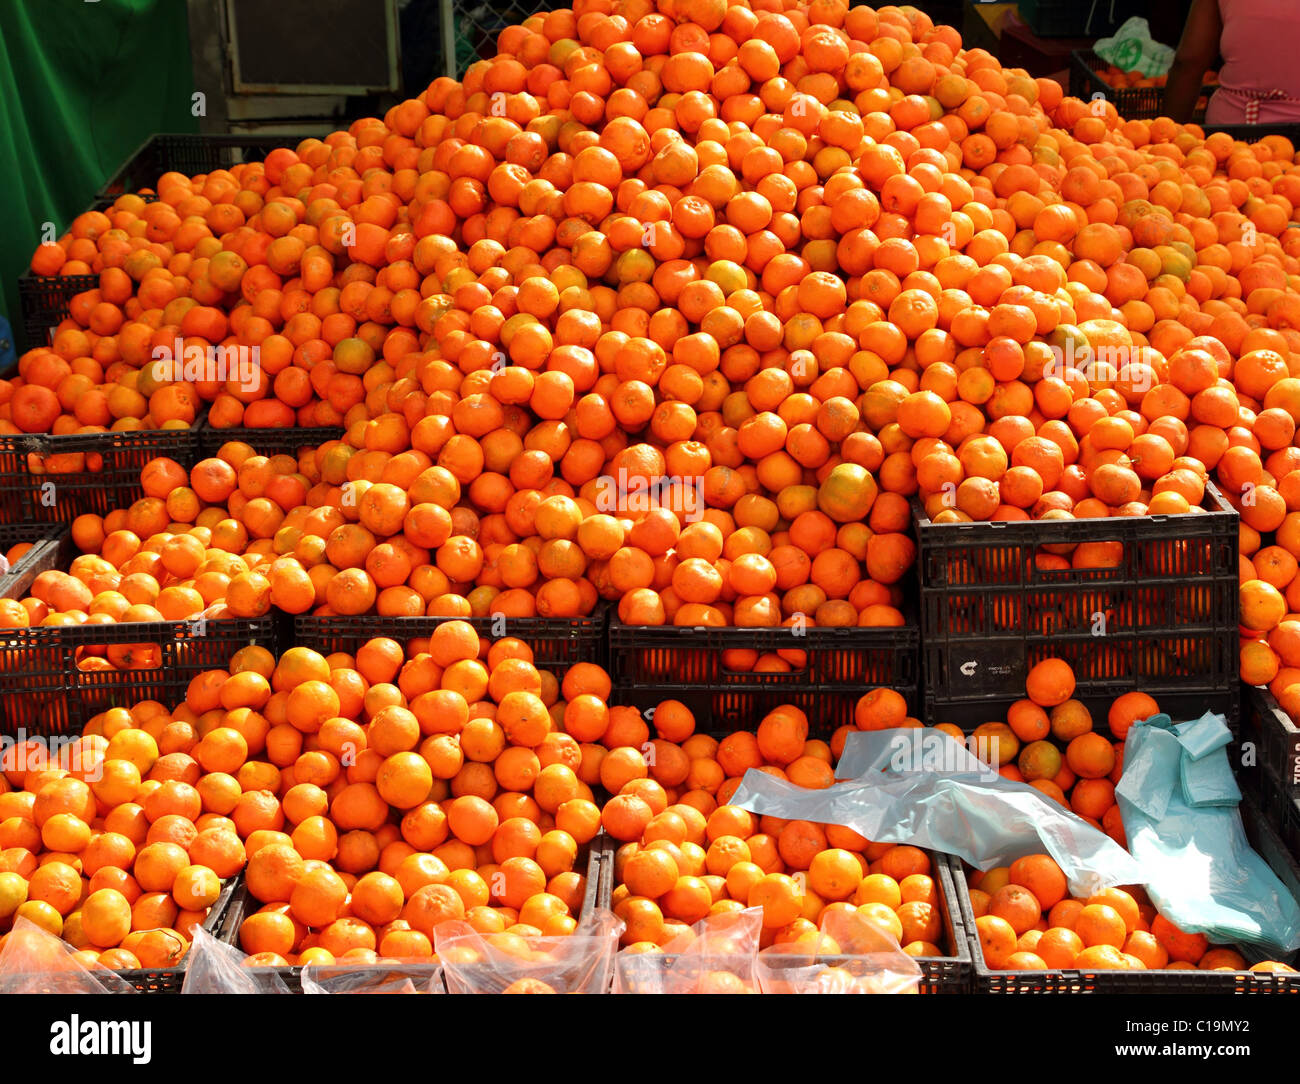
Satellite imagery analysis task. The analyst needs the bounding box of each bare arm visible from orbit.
[1164,0,1222,121]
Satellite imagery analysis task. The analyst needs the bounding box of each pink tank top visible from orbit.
[1206,0,1300,125]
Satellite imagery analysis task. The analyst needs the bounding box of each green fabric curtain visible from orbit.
[0,0,198,349]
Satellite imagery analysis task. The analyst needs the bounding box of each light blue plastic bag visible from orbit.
[1117,713,1300,954]
[731,727,1143,898]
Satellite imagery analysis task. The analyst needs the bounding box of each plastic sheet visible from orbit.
[434,910,622,993]
[1117,713,1300,954]
[732,728,1143,897]
[300,962,443,994]
[180,927,292,994]
[754,907,922,994]
[614,907,763,994]
[0,917,136,994]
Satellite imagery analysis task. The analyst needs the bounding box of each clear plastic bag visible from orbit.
[1118,714,1300,954]
[734,727,1144,897]
[1093,17,1174,77]
[434,909,622,993]
[614,907,763,994]
[755,908,922,995]
[300,962,444,994]
[0,917,137,994]
[180,927,292,994]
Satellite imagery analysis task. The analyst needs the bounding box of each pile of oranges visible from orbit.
[922,657,1146,848]
[0,627,1290,979]
[598,695,947,953]
[7,0,1300,980]
[612,791,946,954]
[969,852,1293,973]
[197,627,614,965]
[19,436,911,627]
[0,618,941,973]
[0,625,616,969]
[1093,65,1218,93]
[0,720,240,970]
[6,0,1300,696]
[894,655,1293,974]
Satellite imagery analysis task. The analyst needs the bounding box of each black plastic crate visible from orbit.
[212,876,441,994]
[115,874,240,993]
[612,850,970,993]
[956,800,1300,993]
[1,850,237,994]
[98,133,311,199]
[0,616,279,735]
[612,686,912,741]
[609,614,919,691]
[0,699,239,991]
[16,268,101,353]
[1069,50,1212,122]
[214,837,613,935]
[0,524,62,594]
[15,193,122,353]
[195,419,346,459]
[293,610,609,671]
[120,876,238,993]
[916,484,1238,710]
[0,426,202,524]
[1246,686,1300,799]
[1277,792,1300,869]
[0,537,278,736]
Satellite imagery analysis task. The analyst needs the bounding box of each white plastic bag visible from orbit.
[734,727,1144,898]
[180,927,292,994]
[1118,714,1300,953]
[435,910,622,993]
[755,908,922,994]
[1094,17,1173,77]
[0,918,136,994]
[614,907,763,994]
[300,963,444,994]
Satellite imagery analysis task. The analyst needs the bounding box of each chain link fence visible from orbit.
[441,0,543,76]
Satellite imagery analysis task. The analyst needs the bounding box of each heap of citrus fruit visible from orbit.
[25,435,910,627]
[6,0,1300,694]
[198,628,614,965]
[1093,64,1218,93]
[0,722,239,971]
[970,852,1294,973]
[5,0,1300,979]
[598,697,946,953]
[0,625,620,969]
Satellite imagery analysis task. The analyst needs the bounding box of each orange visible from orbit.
[748,873,803,928]
[1008,854,1067,910]
[1024,659,1075,707]
[975,914,1017,968]
[80,888,133,949]
[1107,692,1158,741]
[1075,903,1128,949]
[1150,914,1209,964]
[987,884,1042,936]
[1036,927,1084,968]
[1065,733,1116,780]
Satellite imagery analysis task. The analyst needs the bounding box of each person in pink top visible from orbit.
[1164,0,1300,125]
